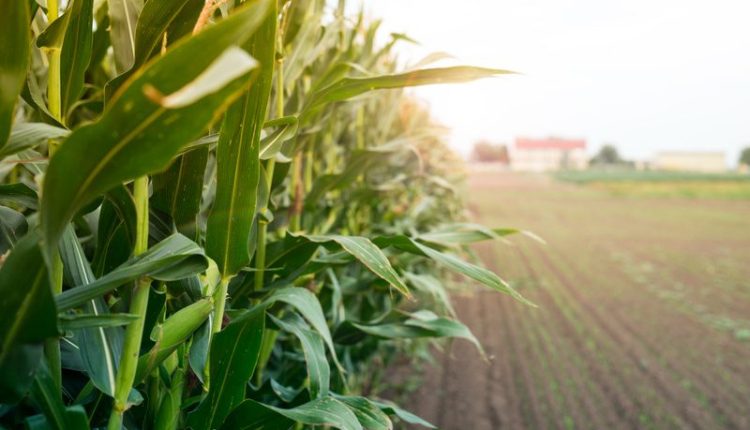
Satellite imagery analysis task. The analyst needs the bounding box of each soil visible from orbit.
[400,171,750,429]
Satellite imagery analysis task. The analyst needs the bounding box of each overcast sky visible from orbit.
[358,0,750,164]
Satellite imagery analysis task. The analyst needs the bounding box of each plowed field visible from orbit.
[404,170,750,429]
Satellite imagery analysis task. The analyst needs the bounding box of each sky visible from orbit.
[357,0,750,164]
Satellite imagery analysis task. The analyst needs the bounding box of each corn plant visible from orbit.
[0,0,528,428]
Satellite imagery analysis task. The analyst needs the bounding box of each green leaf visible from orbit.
[0,122,69,159]
[91,191,135,276]
[107,0,143,73]
[187,307,266,430]
[206,0,276,277]
[89,2,111,71]
[59,226,123,397]
[262,287,338,367]
[406,310,484,355]
[371,400,436,429]
[303,235,410,297]
[21,68,63,127]
[0,233,56,403]
[334,395,393,430]
[270,378,303,403]
[338,310,483,355]
[221,397,363,430]
[270,313,329,399]
[418,223,521,246]
[188,318,211,384]
[0,343,43,404]
[62,405,90,430]
[306,66,514,112]
[0,232,57,346]
[30,361,68,430]
[304,149,387,206]
[27,386,91,430]
[165,0,203,41]
[58,313,138,330]
[59,0,94,118]
[0,182,38,209]
[152,147,208,239]
[259,116,299,160]
[189,285,339,429]
[41,0,273,254]
[219,398,294,430]
[132,0,193,69]
[414,241,534,307]
[0,0,30,148]
[0,206,28,254]
[56,233,208,311]
[375,235,534,306]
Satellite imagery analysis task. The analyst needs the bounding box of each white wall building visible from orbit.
[510,137,588,171]
[654,151,726,173]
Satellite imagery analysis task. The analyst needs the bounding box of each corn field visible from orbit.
[0,0,526,428]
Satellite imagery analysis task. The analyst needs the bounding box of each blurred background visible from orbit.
[356,1,750,428]
[364,0,750,165]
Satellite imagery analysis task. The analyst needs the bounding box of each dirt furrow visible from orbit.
[558,245,750,428]
[536,247,721,429]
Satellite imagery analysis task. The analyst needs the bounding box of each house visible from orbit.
[654,151,726,173]
[510,137,588,171]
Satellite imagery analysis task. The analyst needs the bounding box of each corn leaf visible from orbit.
[375,235,533,306]
[152,147,208,239]
[56,233,207,311]
[261,287,339,368]
[41,0,272,253]
[0,233,57,346]
[306,66,514,112]
[189,286,340,428]
[334,395,393,430]
[115,0,194,82]
[0,0,30,147]
[107,0,143,73]
[0,344,43,404]
[417,223,521,246]
[0,233,56,403]
[259,116,299,160]
[105,0,206,94]
[371,401,436,429]
[0,183,38,209]
[91,188,136,277]
[219,398,294,430]
[188,318,211,384]
[30,361,68,430]
[0,123,70,159]
[303,235,410,297]
[59,0,93,118]
[0,206,28,254]
[304,146,402,206]
[186,306,266,430]
[221,397,363,430]
[59,226,124,397]
[334,310,482,360]
[269,313,330,399]
[206,0,276,277]
[58,313,138,331]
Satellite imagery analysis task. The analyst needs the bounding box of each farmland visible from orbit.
[556,170,750,199]
[403,171,750,429]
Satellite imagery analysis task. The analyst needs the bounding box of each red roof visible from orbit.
[515,137,586,150]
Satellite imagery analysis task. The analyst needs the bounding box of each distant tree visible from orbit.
[739,147,750,166]
[472,140,509,163]
[590,144,623,165]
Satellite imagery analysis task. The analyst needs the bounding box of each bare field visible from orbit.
[404,171,750,429]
